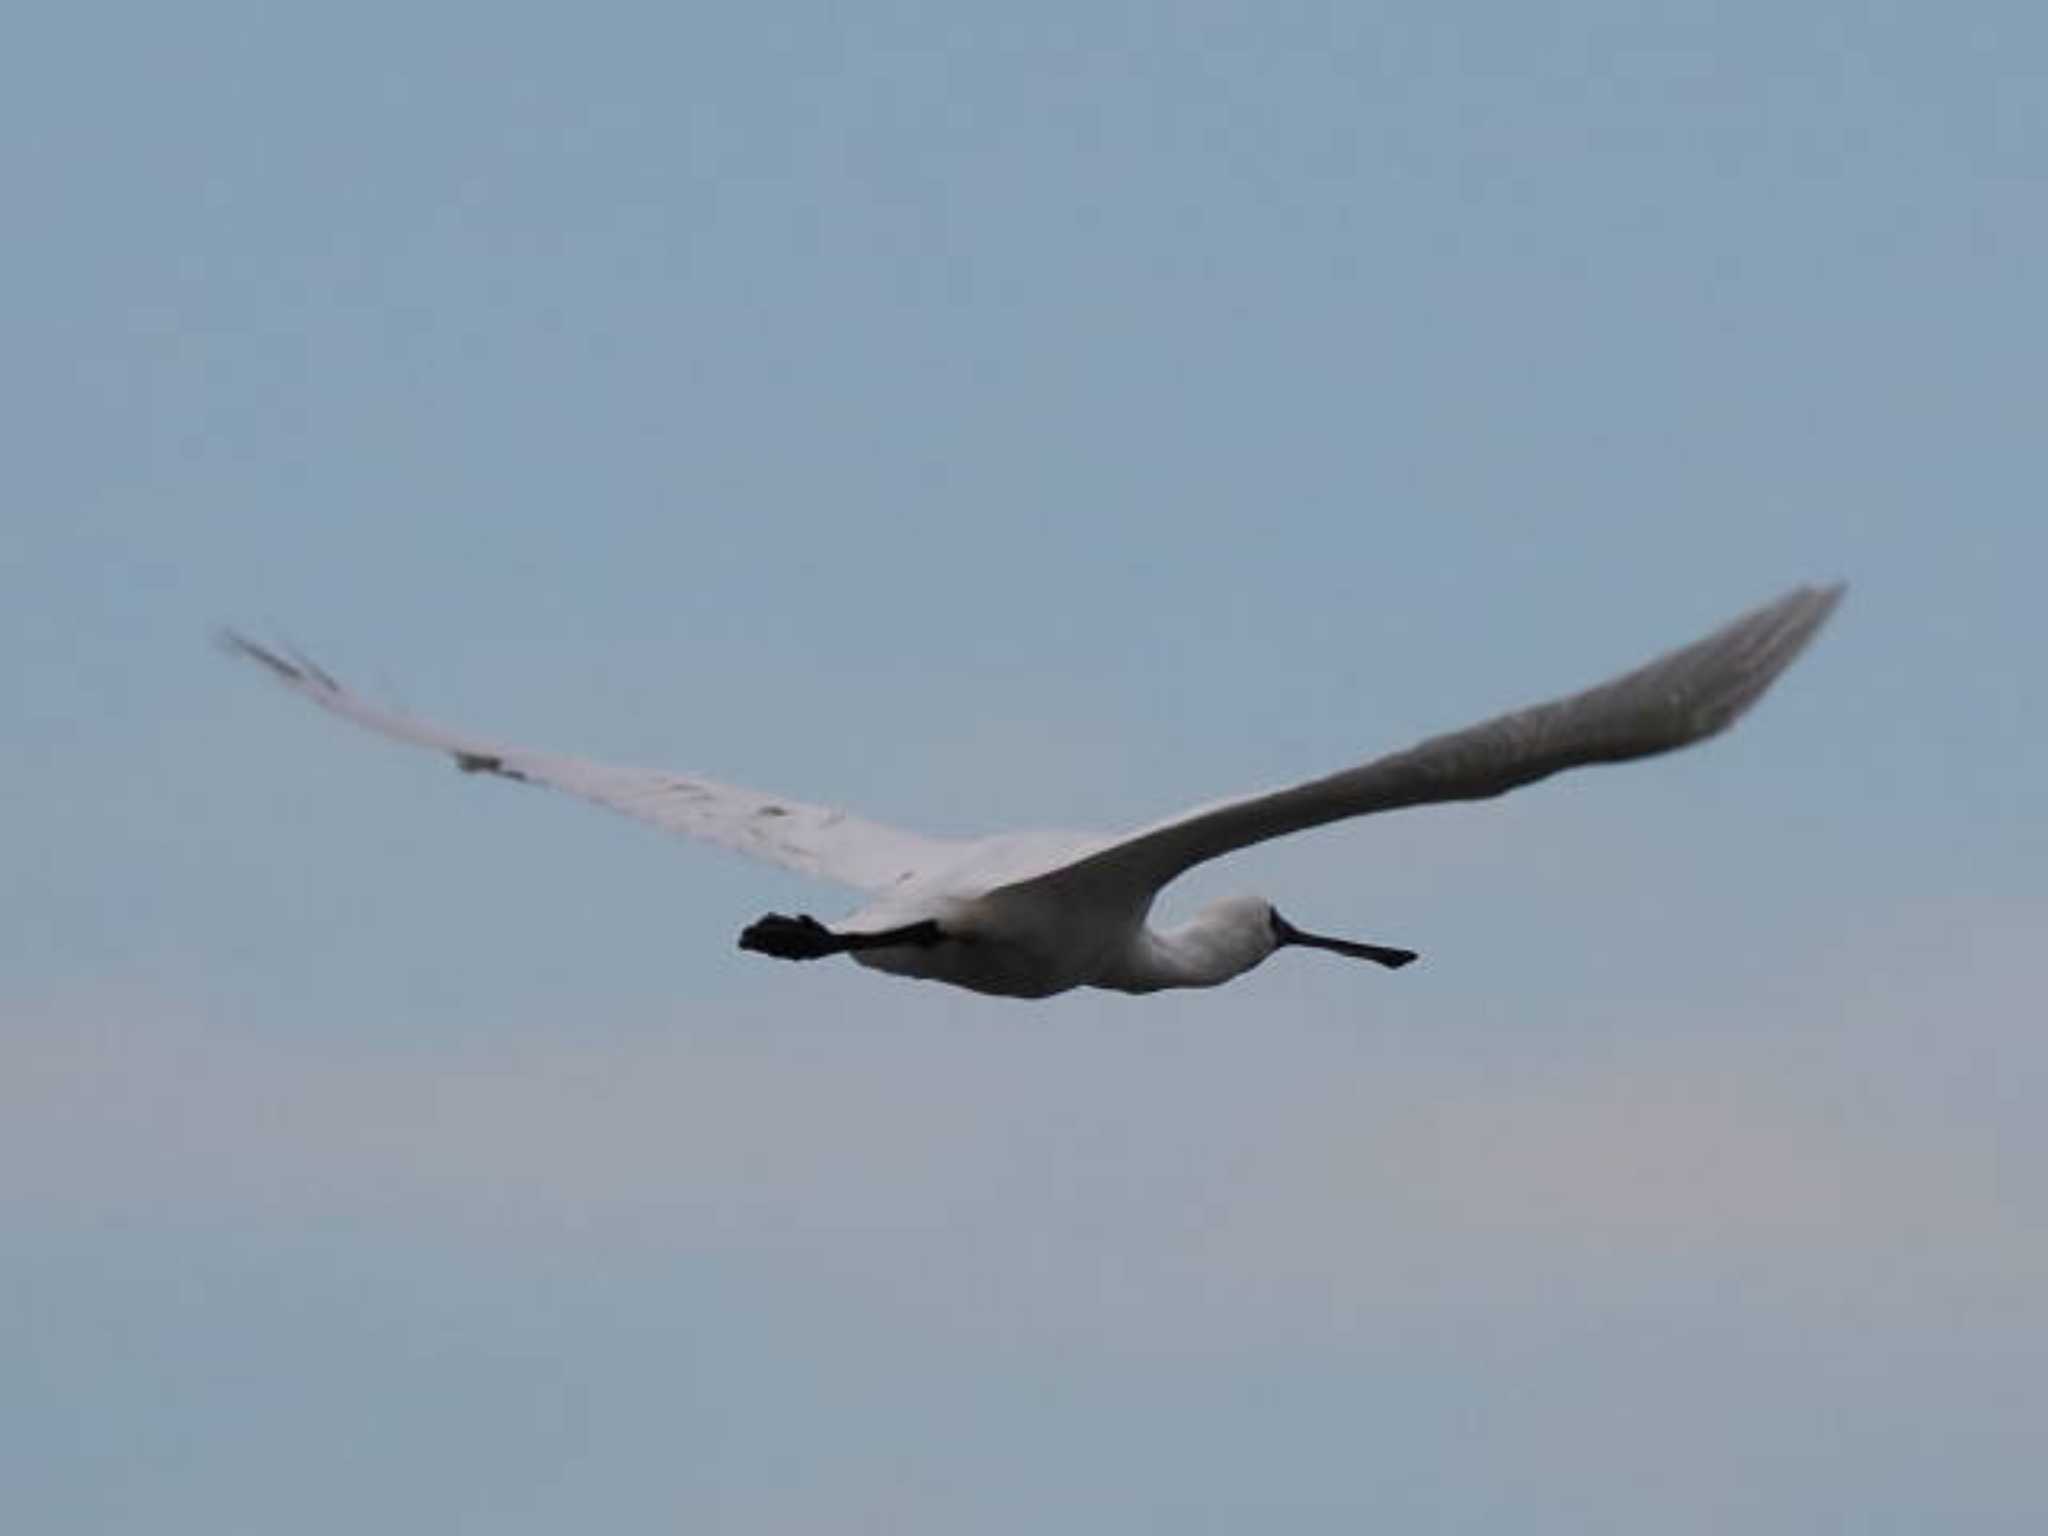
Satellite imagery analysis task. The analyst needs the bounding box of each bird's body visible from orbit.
[833,832,1119,997]
[226,584,1842,998]
[852,881,1119,998]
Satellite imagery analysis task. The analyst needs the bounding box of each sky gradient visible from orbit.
[7,3,2045,1530]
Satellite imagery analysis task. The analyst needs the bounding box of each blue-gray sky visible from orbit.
[6,3,2044,1530]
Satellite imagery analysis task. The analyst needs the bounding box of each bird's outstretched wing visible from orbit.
[1000,584,1844,906]
[221,633,961,892]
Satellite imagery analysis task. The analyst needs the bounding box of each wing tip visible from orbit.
[217,628,344,694]
[1801,579,1849,616]
[1776,578,1849,655]
[1756,581,1846,629]
[217,627,299,681]
[1681,579,1846,738]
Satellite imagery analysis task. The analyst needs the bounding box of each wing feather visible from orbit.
[1001,584,1844,905]
[221,633,957,892]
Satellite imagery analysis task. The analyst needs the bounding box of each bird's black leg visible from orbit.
[737,913,840,959]
[738,913,945,961]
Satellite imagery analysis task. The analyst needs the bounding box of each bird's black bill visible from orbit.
[1271,910,1418,970]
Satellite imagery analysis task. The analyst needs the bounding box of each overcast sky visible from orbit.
[7,3,2045,1531]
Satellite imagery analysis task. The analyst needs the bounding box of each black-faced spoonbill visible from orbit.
[224,584,1841,998]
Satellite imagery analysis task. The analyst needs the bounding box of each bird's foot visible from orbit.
[737,913,949,961]
[738,912,841,960]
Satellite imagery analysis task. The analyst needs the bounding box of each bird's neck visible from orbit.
[1098,916,1269,993]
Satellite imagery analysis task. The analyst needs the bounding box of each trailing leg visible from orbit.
[738,913,945,961]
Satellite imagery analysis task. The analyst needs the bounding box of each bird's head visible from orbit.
[1172,895,1418,984]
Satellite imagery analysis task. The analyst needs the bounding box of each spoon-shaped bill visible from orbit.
[1271,910,1418,970]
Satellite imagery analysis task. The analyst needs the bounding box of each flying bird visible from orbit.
[224,584,1841,998]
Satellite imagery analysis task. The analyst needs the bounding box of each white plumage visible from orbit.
[226,583,1842,997]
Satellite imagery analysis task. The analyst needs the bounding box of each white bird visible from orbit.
[224,583,1842,998]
